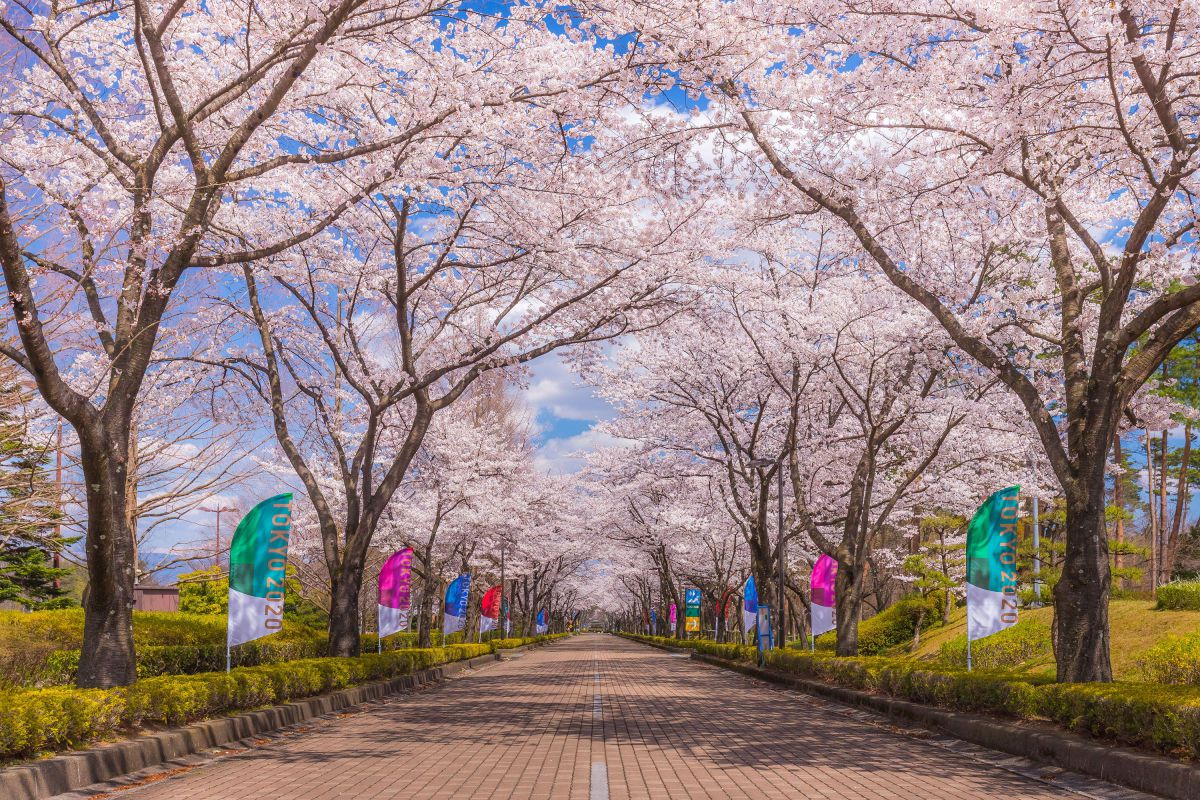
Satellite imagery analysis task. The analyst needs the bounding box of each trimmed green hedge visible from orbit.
[1155,581,1200,611]
[0,634,569,759]
[621,633,1200,758]
[0,609,325,689]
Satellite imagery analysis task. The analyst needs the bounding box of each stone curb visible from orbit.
[0,645,547,800]
[686,651,1200,800]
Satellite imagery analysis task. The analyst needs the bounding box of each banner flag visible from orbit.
[742,576,758,635]
[966,486,1021,642]
[536,608,548,635]
[442,574,472,636]
[669,603,677,632]
[502,598,511,635]
[650,608,657,634]
[685,588,701,632]
[480,585,501,633]
[811,554,838,638]
[377,547,414,639]
[227,494,294,648]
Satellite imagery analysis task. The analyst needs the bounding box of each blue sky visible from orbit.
[522,350,620,474]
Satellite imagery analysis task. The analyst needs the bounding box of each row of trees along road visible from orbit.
[3,1,1200,686]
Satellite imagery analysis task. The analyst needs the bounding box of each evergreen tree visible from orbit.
[0,365,73,608]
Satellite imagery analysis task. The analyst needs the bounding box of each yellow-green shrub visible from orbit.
[1136,632,1200,685]
[936,619,1054,671]
[1155,581,1200,611]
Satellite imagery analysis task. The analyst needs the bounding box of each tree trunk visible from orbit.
[416,561,434,648]
[326,526,374,657]
[76,425,137,688]
[1167,423,1192,583]
[328,569,363,657]
[911,607,926,653]
[1053,464,1113,683]
[833,559,863,656]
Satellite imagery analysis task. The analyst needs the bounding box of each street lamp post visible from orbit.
[498,538,507,637]
[750,455,786,648]
[200,504,239,569]
[1029,454,1043,608]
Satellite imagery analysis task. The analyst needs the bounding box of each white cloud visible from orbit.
[521,350,615,423]
[533,428,636,475]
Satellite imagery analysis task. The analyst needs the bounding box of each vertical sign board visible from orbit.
[756,605,774,653]
[684,588,701,633]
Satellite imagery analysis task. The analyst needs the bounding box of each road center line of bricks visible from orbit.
[590,651,609,800]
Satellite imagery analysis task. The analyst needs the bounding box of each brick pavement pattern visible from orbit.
[110,634,1109,799]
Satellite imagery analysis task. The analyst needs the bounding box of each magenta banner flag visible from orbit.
[378,547,414,640]
[669,603,677,631]
[811,554,837,638]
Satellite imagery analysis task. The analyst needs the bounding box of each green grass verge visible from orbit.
[903,599,1200,679]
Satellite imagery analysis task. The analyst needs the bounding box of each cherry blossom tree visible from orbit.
[223,137,699,653]
[590,237,1025,652]
[595,0,1200,682]
[0,0,646,685]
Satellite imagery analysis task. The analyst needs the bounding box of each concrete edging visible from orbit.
[686,651,1200,800]
[0,645,546,800]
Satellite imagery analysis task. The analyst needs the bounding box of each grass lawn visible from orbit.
[898,599,1200,679]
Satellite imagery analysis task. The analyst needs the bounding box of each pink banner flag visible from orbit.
[669,603,677,631]
[811,554,837,637]
[378,548,413,639]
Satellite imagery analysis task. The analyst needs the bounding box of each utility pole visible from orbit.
[498,539,506,636]
[200,504,239,568]
[776,462,785,648]
[1029,454,1042,607]
[52,420,62,589]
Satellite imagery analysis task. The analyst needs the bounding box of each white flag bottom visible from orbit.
[480,616,497,633]
[967,582,1019,641]
[811,603,835,637]
[378,605,409,639]
[742,610,756,636]
[228,588,282,647]
[443,612,465,636]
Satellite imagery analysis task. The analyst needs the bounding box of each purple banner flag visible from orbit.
[811,554,837,638]
[378,548,414,640]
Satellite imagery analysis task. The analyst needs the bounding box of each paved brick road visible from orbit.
[96,635,1152,800]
